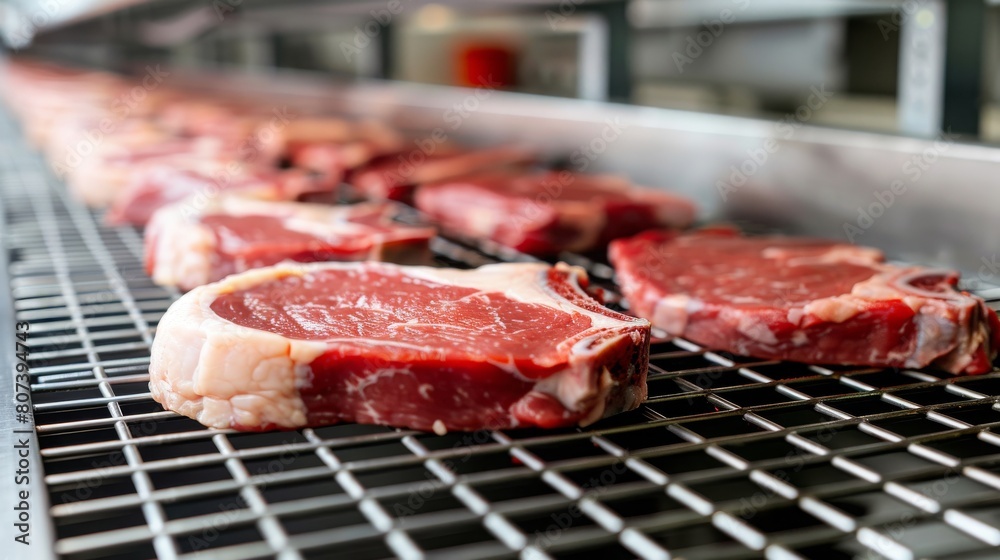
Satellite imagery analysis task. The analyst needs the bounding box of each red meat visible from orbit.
[349,146,536,203]
[609,229,1000,374]
[415,170,696,255]
[145,195,434,291]
[149,262,650,431]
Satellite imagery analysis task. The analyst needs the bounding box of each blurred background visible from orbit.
[1,0,998,273]
[0,0,997,142]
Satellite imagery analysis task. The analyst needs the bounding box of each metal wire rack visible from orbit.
[3,110,1000,560]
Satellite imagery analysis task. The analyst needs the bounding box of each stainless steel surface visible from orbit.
[169,68,1000,275]
[2,100,1000,559]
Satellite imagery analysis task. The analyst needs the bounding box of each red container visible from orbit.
[456,44,516,88]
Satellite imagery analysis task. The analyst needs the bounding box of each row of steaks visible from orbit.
[3,62,695,286]
[6,60,998,433]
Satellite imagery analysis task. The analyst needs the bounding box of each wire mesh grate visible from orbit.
[2,110,1000,560]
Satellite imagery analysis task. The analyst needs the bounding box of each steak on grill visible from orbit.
[149,262,650,432]
[415,171,696,256]
[145,196,435,291]
[609,229,1000,374]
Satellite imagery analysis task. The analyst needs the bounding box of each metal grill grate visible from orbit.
[3,111,1000,560]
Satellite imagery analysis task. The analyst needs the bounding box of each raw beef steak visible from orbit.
[415,170,696,255]
[106,164,329,226]
[149,262,650,431]
[277,117,402,158]
[145,196,434,291]
[66,134,221,207]
[287,120,404,180]
[290,139,398,185]
[609,229,1000,374]
[348,146,535,203]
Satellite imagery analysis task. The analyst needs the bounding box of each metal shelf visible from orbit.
[5,0,991,136]
[0,0,617,43]
[0,0,145,47]
[628,0,902,28]
[2,104,1000,559]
